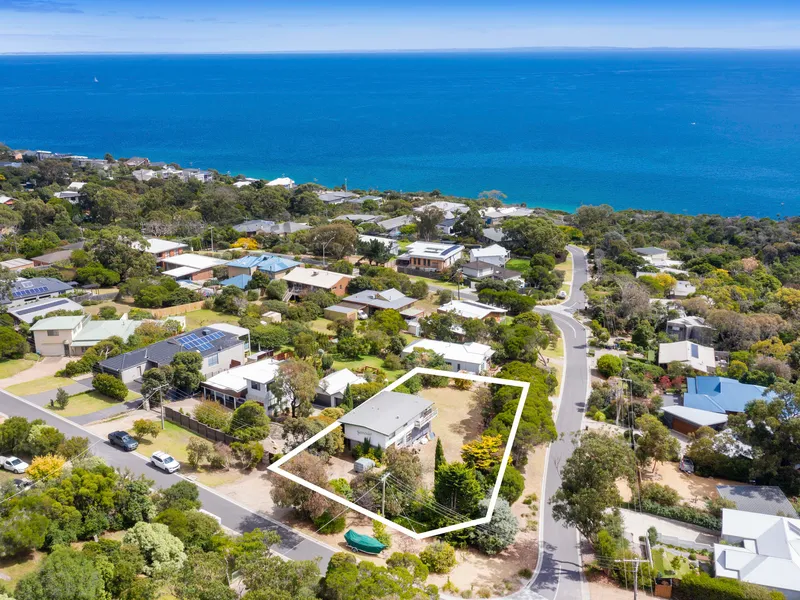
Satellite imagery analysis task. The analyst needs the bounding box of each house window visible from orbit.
[250,381,261,391]
[47,330,58,337]
[208,354,219,367]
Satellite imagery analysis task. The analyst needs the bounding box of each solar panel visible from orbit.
[16,299,67,316]
[441,245,462,255]
[178,330,225,353]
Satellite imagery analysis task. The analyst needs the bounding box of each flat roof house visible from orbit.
[283,267,352,299]
[7,297,84,325]
[413,201,468,216]
[315,369,367,407]
[633,247,669,263]
[133,238,189,265]
[396,241,464,274]
[30,314,139,357]
[481,227,505,244]
[657,341,716,373]
[201,359,282,413]
[160,253,228,281]
[468,244,509,267]
[358,234,400,256]
[53,190,81,203]
[402,339,494,374]
[340,288,417,315]
[714,509,800,599]
[666,315,715,344]
[125,157,149,167]
[98,326,246,384]
[660,405,728,435]
[481,206,534,225]
[338,390,437,450]
[683,376,775,414]
[0,258,33,272]
[439,299,508,321]
[226,254,301,278]
[267,177,295,188]
[1,277,74,309]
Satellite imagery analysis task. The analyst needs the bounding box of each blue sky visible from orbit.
[2,0,800,53]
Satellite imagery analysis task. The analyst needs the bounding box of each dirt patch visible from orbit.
[617,460,748,509]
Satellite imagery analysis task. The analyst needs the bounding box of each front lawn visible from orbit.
[652,549,694,578]
[47,390,141,417]
[332,355,405,382]
[0,354,40,380]
[310,318,335,335]
[184,309,241,331]
[505,258,530,273]
[5,375,76,396]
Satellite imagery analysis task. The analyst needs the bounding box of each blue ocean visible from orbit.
[1,51,799,217]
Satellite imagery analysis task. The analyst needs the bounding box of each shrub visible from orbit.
[382,353,403,371]
[640,482,680,507]
[93,373,129,401]
[312,512,346,535]
[674,572,784,600]
[132,419,161,442]
[123,522,186,576]
[186,438,212,469]
[453,378,473,391]
[597,354,623,378]
[420,541,456,573]
[230,440,264,469]
[193,401,232,430]
[329,478,353,501]
[372,520,392,548]
[647,526,658,547]
[635,500,721,531]
[27,454,66,481]
[54,388,70,410]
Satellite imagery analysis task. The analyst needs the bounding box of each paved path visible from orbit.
[518,245,591,600]
[0,389,337,570]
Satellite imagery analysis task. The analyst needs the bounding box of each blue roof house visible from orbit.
[219,274,252,290]
[226,254,301,278]
[683,376,776,414]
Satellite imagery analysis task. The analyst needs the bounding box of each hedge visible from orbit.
[625,500,722,531]
[93,374,129,402]
[674,572,785,600]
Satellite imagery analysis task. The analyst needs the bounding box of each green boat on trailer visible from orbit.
[344,529,386,555]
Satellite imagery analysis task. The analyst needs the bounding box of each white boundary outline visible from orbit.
[268,366,529,540]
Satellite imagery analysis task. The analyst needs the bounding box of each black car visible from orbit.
[108,430,138,451]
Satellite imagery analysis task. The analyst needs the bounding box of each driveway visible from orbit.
[0,356,72,389]
[23,379,94,407]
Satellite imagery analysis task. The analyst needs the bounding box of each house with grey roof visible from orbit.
[667,315,715,344]
[97,325,247,384]
[634,246,669,262]
[30,314,140,357]
[31,241,85,267]
[7,297,84,325]
[377,215,415,237]
[481,227,505,244]
[334,214,381,224]
[338,390,437,449]
[1,277,74,308]
[717,485,798,518]
[317,191,358,204]
[340,288,417,315]
[233,220,276,235]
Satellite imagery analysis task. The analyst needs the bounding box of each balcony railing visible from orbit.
[415,408,438,429]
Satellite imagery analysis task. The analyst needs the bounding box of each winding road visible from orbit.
[523,245,591,600]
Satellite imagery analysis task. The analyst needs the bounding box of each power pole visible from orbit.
[159,386,165,430]
[209,226,215,253]
[380,472,390,516]
[614,558,647,599]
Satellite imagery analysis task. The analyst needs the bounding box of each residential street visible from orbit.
[0,390,337,570]
[522,244,591,600]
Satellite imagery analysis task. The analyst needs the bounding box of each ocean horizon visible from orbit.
[1,50,799,217]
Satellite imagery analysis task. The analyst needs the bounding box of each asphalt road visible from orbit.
[524,244,591,600]
[0,389,337,570]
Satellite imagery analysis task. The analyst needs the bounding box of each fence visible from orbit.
[163,406,241,445]
[149,301,206,318]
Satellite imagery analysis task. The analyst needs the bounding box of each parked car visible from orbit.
[108,431,138,451]
[151,451,180,473]
[0,456,29,474]
[557,290,567,299]
[679,456,695,474]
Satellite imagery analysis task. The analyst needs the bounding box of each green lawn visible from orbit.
[541,334,564,360]
[5,375,76,396]
[47,389,141,417]
[310,318,335,335]
[332,355,405,382]
[408,275,459,291]
[505,258,530,273]
[0,551,46,592]
[652,549,693,578]
[184,309,241,331]
[0,354,40,379]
